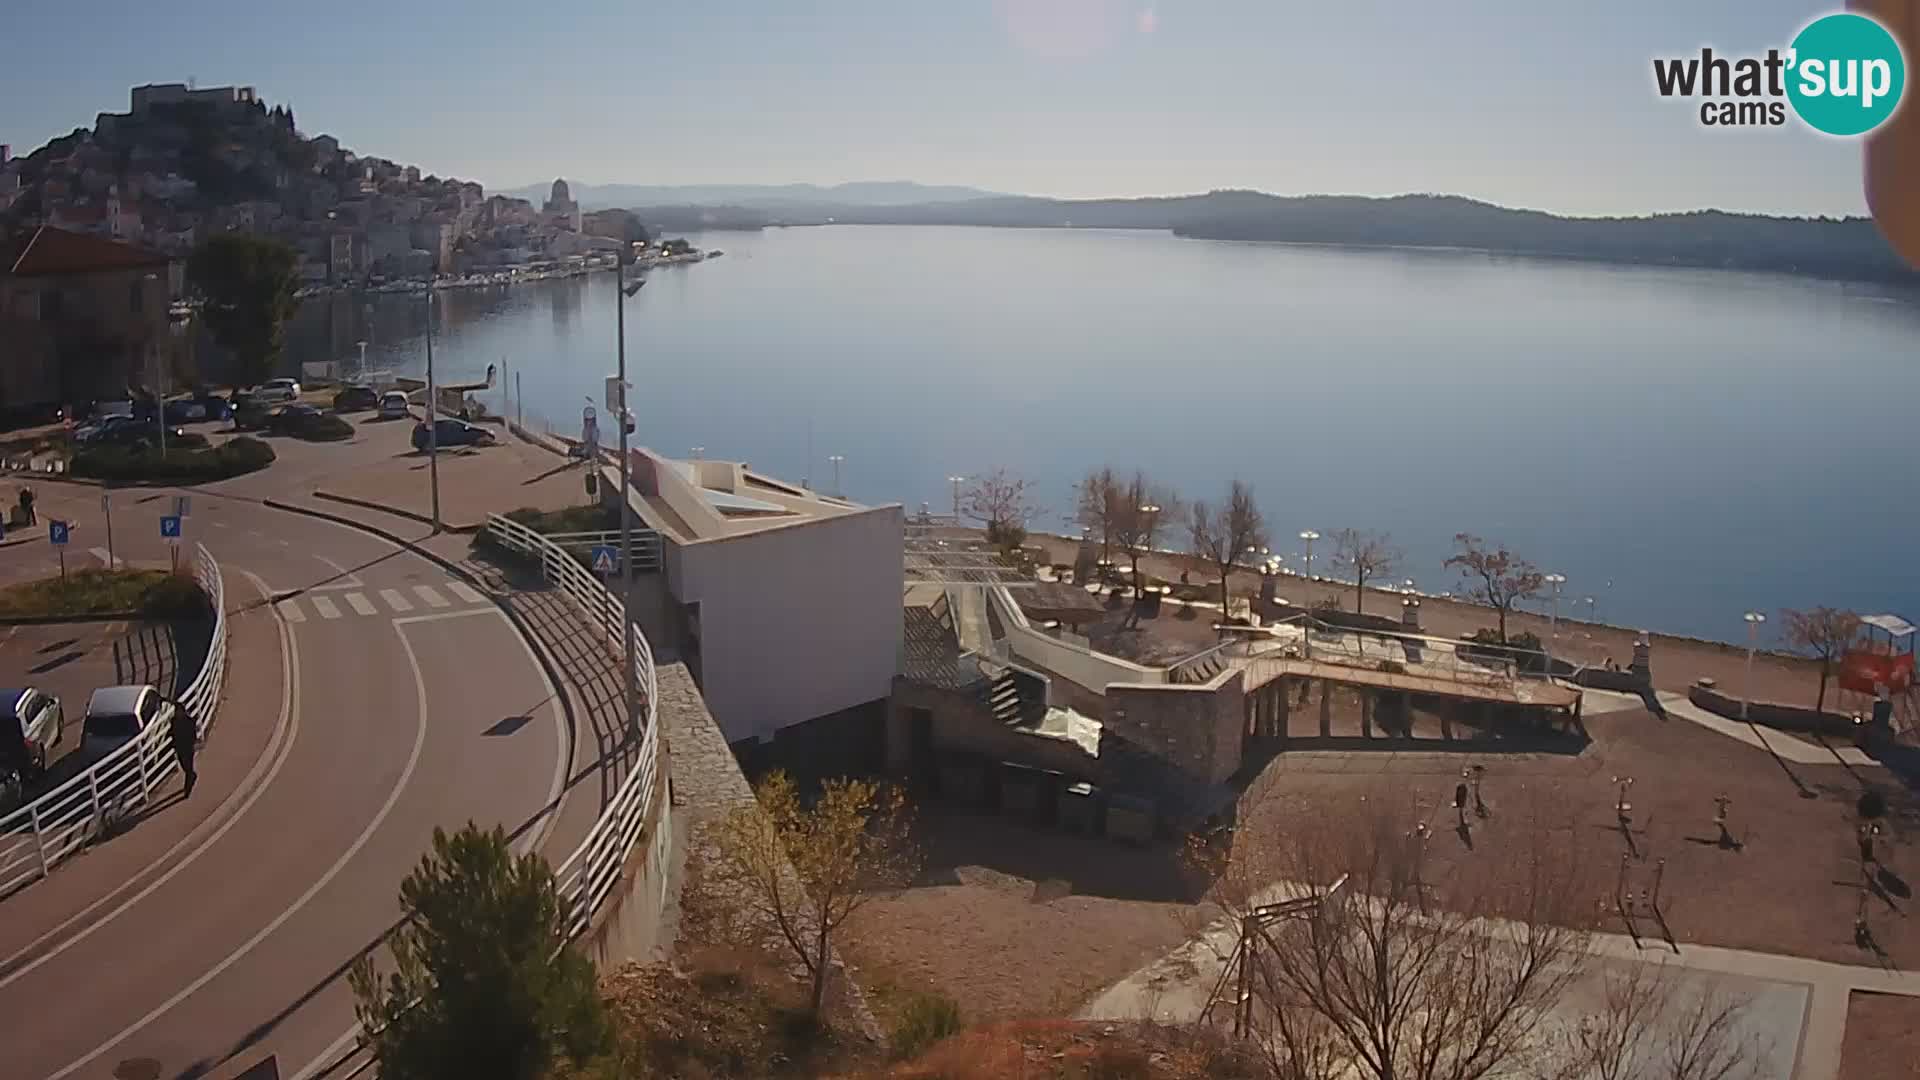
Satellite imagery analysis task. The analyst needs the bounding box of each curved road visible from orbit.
[0,480,570,1079]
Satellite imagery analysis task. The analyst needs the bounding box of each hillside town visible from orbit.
[0,82,650,289]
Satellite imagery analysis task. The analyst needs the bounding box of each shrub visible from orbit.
[1461,628,1548,673]
[0,568,210,619]
[292,412,354,441]
[890,992,964,1060]
[71,436,276,483]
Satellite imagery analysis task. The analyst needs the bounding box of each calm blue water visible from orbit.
[288,225,1920,643]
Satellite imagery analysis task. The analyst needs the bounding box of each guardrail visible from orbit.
[541,529,664,573]
[0,543,228,898]
[481,512,662,937]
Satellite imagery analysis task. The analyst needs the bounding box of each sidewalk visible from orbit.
[313,423,595,532]
[0,574,287,971]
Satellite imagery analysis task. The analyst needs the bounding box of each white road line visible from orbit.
[391,607,502,626]
[275,599,307,623]
[412,584,451,609]
[447,581,486,605]
[89,546,121,567]
[379,588,413,612]
[1,569,302,992]
[316,555,365,588]
[309,595,342,620]
[344,592,377,616]
[50,604,430,1080]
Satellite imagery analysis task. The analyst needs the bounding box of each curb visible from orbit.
[311,489,483,534]
[0,611,142,626]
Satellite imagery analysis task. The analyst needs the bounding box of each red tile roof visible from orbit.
[5,224,171,277]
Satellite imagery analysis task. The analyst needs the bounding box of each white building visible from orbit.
[605,447,904,745]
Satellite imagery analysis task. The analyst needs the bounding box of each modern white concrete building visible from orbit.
[609,447,904,745]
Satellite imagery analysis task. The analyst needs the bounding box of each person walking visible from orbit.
[18,486,35,525]
[168,701,197,798]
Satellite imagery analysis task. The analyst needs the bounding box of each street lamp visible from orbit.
[1544,573,1567,643]
[1299,530,1320,580]
[948,475,965,520]
[828,454,845,497]
[1742,611,1766,721]
[423,286,440,531]
[613,258,647,734]
[1584,596,1596,636]
[356,340,369,382]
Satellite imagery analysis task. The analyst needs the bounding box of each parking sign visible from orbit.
[161,516,182,539]
[48,521,69,546]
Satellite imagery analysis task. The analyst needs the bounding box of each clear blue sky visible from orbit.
[0,0,1873,216]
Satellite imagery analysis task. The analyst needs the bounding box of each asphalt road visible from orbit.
[0,429,572,1080]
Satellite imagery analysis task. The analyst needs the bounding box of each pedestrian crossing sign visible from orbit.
[590,545,618,574]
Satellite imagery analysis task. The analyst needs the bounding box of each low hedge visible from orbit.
[0,568,211,619]
[290,412,354,441]
[73,436,276,483]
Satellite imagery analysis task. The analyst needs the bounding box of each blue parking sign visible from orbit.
[48,521,69,546]
[160,516,182,539]
[590,545,618,574]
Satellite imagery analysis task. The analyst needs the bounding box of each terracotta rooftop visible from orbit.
[5,225,171,278]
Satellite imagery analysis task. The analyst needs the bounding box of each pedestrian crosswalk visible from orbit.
[274,582,487,624]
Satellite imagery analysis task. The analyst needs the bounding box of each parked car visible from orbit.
[333,385,380,413]
[377,391,412,420]
[412,417,497,451]
[80,685,170,763]
[252,378,302,403]
[83,417,187,449]
[158,395,231,424]
[231,398,273,431]
[0,687,64,782]
[265,403,325,435]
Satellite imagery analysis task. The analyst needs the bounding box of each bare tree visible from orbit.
[1075,466,1123,564]
[1779,607,1863,715]
[1190,480,1268,618]
[706,771,918,1016]
[1446,533,1546,643]
[1195,781,1600,1080]
[1332,528,1401,614]
[1556,961,1766,1080]
[962,467,1036,551]
[1108,471,1182,586]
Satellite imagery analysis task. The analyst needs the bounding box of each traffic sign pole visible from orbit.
[101,491,115,569]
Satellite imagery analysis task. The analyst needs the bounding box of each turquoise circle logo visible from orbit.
[1787,12,1907,136]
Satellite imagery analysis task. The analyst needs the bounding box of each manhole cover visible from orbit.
[113,1059,163,1080]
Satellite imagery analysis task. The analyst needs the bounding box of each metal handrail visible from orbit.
[481,512,660,937]
[0,544,228,898]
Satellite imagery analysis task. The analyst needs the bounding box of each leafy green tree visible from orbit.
[186,233,301,391]
[349,823,610,1080]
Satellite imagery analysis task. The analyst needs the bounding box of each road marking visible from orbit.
[49,599,430,1080]
[391,606,502,626]
[275,598,307,623]
[412,584,450,608]
[297,603,570,1080]
[379,588,413,612]
[0,569,302,993]
[344,592,377,616]
[447,581,486,604]
[89,547,121,567]
[309,595,342,620]
[317,554,365,588]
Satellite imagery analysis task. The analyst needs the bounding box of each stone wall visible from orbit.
[1687,682,1857,737]
[1104,669,1246,786]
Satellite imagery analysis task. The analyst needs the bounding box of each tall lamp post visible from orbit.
[828,455,845,498]
[1299,530,1320,580]
[1742,611,1766,721]
[948,475,966,521]
[614,258,646,733]
[1544,573,1567,643]
[424,287,440,531]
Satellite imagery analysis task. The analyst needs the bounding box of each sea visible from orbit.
[285,224,1920,644]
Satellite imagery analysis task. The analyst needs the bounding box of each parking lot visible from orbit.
[0,619,203,795]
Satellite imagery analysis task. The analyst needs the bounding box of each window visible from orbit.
[136,692,159,724]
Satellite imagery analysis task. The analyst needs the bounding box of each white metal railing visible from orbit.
[0,543,228,898]
[540,529,664,573]
[482,512,661,938]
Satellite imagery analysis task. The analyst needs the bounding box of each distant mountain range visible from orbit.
[499,180,1008,212]
[500,181,1915,285]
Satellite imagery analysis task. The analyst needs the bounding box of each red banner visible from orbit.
[1841,649,1916,694]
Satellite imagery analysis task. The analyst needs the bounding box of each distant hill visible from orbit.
[500,180,1008,212]
[794,191,1918,285]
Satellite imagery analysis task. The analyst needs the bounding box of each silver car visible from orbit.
[255,378,302,403]
[81,685,171,763]
[1,687,63,778]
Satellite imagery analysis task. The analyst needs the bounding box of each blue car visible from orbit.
[412,417,497,451]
